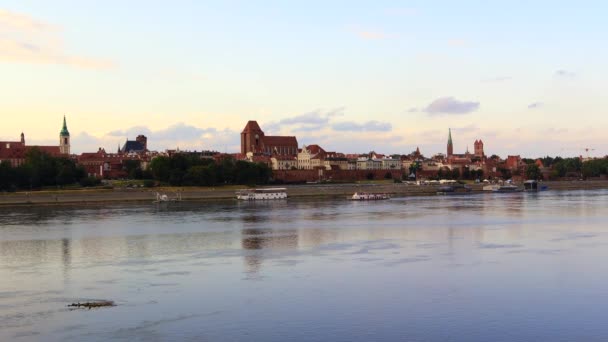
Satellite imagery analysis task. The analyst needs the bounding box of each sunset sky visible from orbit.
[1,1,607,157]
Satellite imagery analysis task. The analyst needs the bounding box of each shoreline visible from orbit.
[1,180,608,207]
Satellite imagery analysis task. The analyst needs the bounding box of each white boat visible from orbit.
[350,192,390,200]
[494,184,521,192]
[236,188,287,200]
[154,192,182,203]
[155,192,169,202]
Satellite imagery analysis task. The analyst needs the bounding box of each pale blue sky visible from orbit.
[1,1,607,157]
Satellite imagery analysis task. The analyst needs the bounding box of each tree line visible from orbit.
[147,154,272,186]
[0,148,94,191]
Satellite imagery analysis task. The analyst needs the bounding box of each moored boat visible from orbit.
[236,188,287,200]
[437,185,472,195]
[524,180,548,191]
[350,192,390,200]
[154,192,182,203]
[493,184,521,192]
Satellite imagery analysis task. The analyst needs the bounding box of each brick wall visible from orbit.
[273,169,404,183]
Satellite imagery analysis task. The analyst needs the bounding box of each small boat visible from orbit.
[493,184,521,192]
[437,186,455,195]
[483,184,499,191]
[154,192,182,203]
[350,192,390,200]
[236,188,287,200]
[437,185,472,195]
[524,180,548,191]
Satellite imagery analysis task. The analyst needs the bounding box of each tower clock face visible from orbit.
[255,134,259,139]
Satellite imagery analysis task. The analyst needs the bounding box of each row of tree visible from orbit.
[147,154,272,186]
[0,148,94,191]
[436,167,484,180]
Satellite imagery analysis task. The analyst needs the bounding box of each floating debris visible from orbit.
[68,300,115,309]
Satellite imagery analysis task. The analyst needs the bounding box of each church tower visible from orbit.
[59,115,70,154]
[447,128,453,157]
[474,139,484,158]
[20,132,25,145]
[240,120,265,154]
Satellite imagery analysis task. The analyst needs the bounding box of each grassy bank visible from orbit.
[1,180,608,206]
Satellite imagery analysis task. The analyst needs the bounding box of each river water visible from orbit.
[1,190,608,341]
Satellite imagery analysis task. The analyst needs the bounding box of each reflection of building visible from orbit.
[241,226,299,276]
[241,121,298,156]
[0,116,70,167]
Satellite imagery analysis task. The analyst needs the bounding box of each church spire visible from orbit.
[59,115,71,155]
[60,115,70,136]
[448,128,453,145]
[447,128,454,157]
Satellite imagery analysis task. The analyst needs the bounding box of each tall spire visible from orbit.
[60,115,70,136]
[448,128,453,145]
[447,128,454,157]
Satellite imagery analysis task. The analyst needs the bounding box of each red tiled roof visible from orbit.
[306,144,326,155]
[242,120,263,133]
[0,146,26,159]
[264,136,298,147]
[31,146,61,156]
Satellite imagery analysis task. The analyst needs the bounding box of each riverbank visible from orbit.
[1,180,608,206]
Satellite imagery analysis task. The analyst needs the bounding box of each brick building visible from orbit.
[0,117,70,167]
[240,121,298,156]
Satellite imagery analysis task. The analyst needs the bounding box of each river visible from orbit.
[1,190,608,341]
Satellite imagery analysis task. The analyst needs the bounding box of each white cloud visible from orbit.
[555,70,576,79]
[279,110,330,125]
[73,123,239,154]
[424,97,480,115]
[332,121,392,132]
[0,8,115,69]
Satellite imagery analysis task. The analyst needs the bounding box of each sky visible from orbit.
[1,1,607,157]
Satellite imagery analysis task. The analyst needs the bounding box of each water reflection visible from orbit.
[1,190,608,341]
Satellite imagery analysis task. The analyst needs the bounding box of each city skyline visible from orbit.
[2,1,607,157]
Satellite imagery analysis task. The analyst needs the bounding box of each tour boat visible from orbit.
[236,188,288,200]
[350,192,390,200]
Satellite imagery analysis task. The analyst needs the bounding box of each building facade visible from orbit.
[241,121,298,156]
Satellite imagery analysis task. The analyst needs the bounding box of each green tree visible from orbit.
[149,156,171,182]
[525,164,541,180]
[462,167,471,180]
